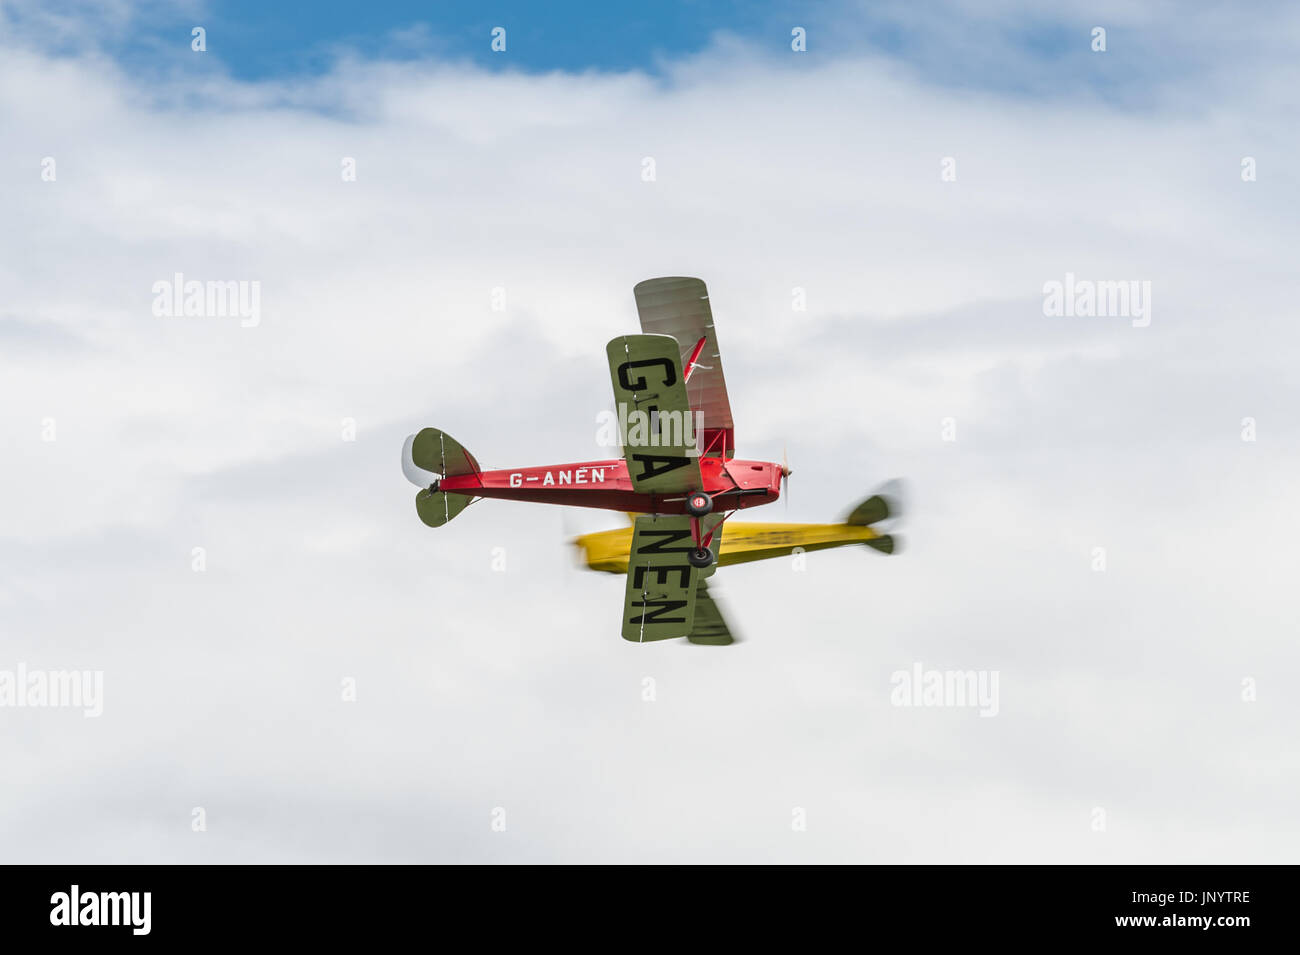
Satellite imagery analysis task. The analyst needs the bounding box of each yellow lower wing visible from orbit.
[575,520,887,574]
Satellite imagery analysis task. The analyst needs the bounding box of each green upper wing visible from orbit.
[606,334,704,495]
[621,515,699,642]
[633,277,735,458]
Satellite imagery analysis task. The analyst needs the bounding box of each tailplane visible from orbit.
[402,429,479,528]
[415,488,473,527]
[410,428,479,477]
[844,479,904,554]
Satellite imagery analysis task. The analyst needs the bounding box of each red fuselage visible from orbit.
[439,456,783,515]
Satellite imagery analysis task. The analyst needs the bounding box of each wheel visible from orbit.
[685,491,712,516]
[688,547,714,568]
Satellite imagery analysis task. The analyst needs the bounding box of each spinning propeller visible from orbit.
[780,445,792,510]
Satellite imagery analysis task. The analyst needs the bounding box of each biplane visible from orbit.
[570,489,901,643]
[401,277,894,644]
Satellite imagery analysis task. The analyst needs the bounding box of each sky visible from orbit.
[1,0,1298,863]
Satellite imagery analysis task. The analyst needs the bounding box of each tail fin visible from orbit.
[403,428,479,528]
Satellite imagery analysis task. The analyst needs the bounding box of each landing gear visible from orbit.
[686,491,712,517]
[686,492,717,568]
